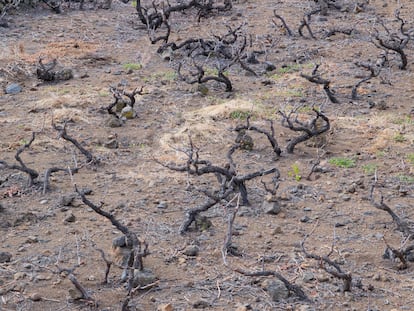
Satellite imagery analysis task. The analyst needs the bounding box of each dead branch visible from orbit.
[351,55,385,100]
[279,107,330,154]
[234,268,309,301]
[177,62,233,92]
[382,237,408,270]
[301,230,352,292]
[0,132,39,186]
[300,64,339,103]
[157,137,277,233]
[222,195,241,265]
[96,248,112,284]
[76,186,150,291]
[298,9,320,39]
[43,167,79,194]
[136,0,232,31]
[68,273,94,302]
[272,11,293,36]
[372,11,411,70]
[234,117,282,157]
[324,27,354,38]
[107,86,144,118]
[370,184,413,238]
[261,169,280,196]
[36,58,57,81]
[53,122,94,164]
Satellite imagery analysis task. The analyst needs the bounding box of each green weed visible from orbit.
[123,63,142,71]
[229,110,250,120]
[393,134,407,143]
[407,153,414,165]
[362,163,377,174]
[288,163,302,181]
[277,63,302,74]
[329,157,356,168]
[397,175,414,183]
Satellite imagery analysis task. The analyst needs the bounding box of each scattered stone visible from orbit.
[29,293,42,301]
[14,272,26,280]
[160,47,173,61]
[303,207,312,212]
[35,273,52,281]
[105,115,122,128]
[25,236,38,243]
[157,201,168,209]
[58,194,76,207]
[263,200,281,215]
[157,303,174,311]
[346,184,356,193]
[132,268,157,288]
[5,83,22,94]
[264,61,276,71]
[13,212,38,227]
[298,305,314,311]
[39,199,48,205]
[263,279,289,301]
[195,215,212,231]
[235,130,254,150]
[104,139,119,149]
[13,281,27,292]
[192,299,210,309]
[183,245,199,257]
[302,271,315,283]
[316,273,329,282]
[340,195,351,202]
[300,216,310,223]
[197,84,209,96]
[55,68,74,81]
[121,106,136,119]
[0,251,12,263]
[23,263,32,269]
[64,212,76,223]
[271,226,283,235]
[68,287,84,300]
[235,304,252,311]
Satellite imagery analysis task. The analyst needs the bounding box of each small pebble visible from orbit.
[29,293,42,301]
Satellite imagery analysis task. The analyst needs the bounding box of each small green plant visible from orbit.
[393,134,407,143]
[288,163,302,181]
[362,163,377,174]
[392,116,414,125]
[376,150,386,158]
[277,63,302,74]
[19,139,28,146]
[98,91,109,97]
[329,157,356,168]
[407,153,414,165]
[397,175,414,183]
[123,63,142,71]
[229,110,250,120]
[131,0,137,7]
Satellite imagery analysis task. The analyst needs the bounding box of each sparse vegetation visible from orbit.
[329,157,356,168]
[122,63,142,71]
[288,163,302,181]
[229,110,250,120]
[362,163,377,174]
